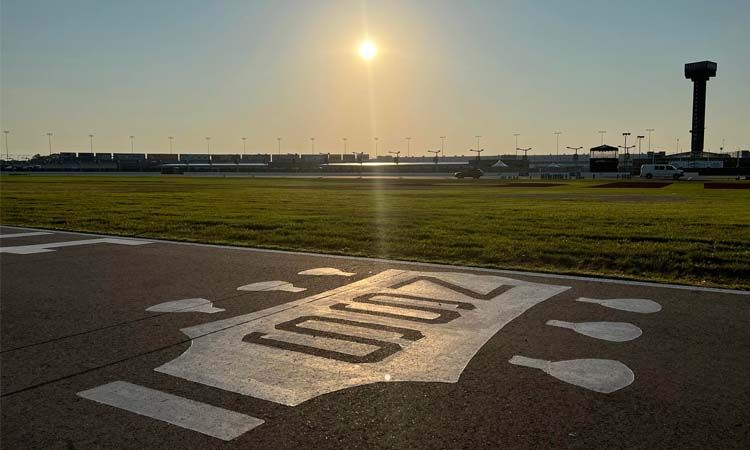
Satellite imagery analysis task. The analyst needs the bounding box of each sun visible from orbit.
[358,40,377,60]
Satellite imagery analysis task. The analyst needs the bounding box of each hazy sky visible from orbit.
[2,0,748,157]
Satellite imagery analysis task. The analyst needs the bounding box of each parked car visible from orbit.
[454,168,484,179]
[640,164,683,179]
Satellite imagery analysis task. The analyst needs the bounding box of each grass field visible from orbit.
[1,175,749,289]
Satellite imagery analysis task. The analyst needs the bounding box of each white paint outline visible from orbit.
[2,225,747,295]
[156,269,571,406]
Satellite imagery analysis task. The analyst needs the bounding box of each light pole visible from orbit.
[353,151,364,176]
[342,137,348,154]
[474,136,482,155]
[88,134,94,153]
[440,136,446,159]
[646,128,655,153]
[405,137,411,157]
[388,150,400,165]
[277,137,282,155]
[374,137,379,158]
[619,132,635,174]
[636,135,645,158]
[517,147,531,160]
[310,137,315,154]
[554,131,562,157]
[3,130,9,160]
[169,136,174,154]
[47,132,53,155]
[428,149,440,164]
[567,146,583,162]
[470,148,484,163]
[598,130,606,145]
[513,133,520,159]
[241,137,246,156]
[129,135,135,153]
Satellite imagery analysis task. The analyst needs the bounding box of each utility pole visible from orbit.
[518,147,531,159]
[342,137,348,154]
[241,137,246,156]
[129,135,135,153]
[554,131,562,157]
[598,130,606,145]
[405,137,411,157]
[470,148,484,163]
[47,132,53,155]
[388,150,400,165]
[276,137,282,155]
[440,136,446,159]
[88,134,94,153]
[310,137,315,154]
[513,133,520,159]
[169,136,174,154]
[474,136,482,155]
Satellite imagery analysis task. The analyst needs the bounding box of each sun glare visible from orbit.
[358,40,377,60]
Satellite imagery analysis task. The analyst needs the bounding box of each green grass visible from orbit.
[1,175,749,289]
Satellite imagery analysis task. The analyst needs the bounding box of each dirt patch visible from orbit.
[591,182,672,188]
[493,183,563,188]
[704,183,750,189]
[495,193,686,202]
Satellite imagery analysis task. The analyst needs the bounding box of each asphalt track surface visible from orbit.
[1,226,748,449]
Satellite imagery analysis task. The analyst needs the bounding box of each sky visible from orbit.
[1,0,749,157]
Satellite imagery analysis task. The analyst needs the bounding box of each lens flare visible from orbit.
[358,40,377,60]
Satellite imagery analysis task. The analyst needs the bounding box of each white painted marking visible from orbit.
[6,225,748,295]
[0,231,51,239]
[298,267,355,277]
[0,238,150,254]
[77,381,264,441]
[577,297,662,314]
[546,320,642,342]
[509,356,635,394]
[147,298,224,314]
[237,280,306,293]
[157,269,570,406]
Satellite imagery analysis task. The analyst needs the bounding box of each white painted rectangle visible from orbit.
[77,381,263,441]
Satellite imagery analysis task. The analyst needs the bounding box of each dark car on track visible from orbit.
[453,168,484,179]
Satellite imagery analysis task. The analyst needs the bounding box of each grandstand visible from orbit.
[2,150,748,176]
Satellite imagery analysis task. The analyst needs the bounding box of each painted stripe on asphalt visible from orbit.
[77,381,263,441]
[0,231,52,239]
[0,238,150,254]
[3,225,748,295]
